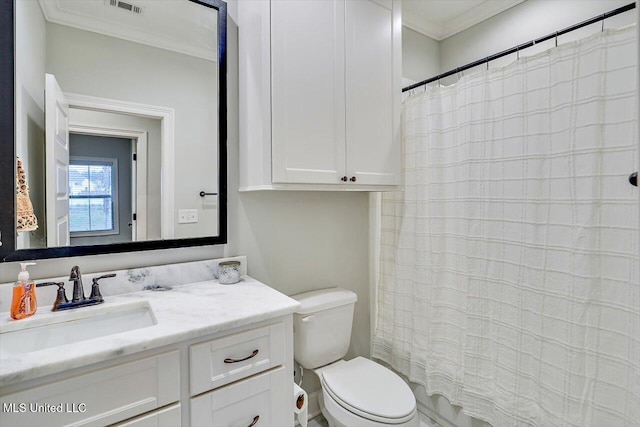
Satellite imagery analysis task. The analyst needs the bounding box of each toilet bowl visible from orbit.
[292,288,418,427]
[315,358,419,427]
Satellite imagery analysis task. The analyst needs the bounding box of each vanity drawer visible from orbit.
[190,366,288,427]
[0,351,180,427]
[190,322,285,395]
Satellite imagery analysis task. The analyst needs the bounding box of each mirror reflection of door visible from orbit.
[68,135,133,245]
[44,74,70,248]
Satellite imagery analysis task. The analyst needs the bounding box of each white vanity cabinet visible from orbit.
[0,317,295,427]
[239,0,402,191]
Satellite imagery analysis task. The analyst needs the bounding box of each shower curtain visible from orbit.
[373,26,639,427]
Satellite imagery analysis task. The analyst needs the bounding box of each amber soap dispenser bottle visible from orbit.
[11,262,37,320]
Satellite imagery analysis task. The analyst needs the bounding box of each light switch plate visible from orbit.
[178,209,198,224]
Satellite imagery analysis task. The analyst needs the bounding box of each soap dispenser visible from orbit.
[10,262,37,320]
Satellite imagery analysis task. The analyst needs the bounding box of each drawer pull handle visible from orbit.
[224,349,259,364]
[248,415,260,426]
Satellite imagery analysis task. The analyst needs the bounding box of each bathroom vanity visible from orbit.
[0,267,300,427]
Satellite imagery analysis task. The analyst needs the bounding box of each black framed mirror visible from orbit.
[0,0,227,261]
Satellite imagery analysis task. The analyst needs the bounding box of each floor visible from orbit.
[307,417,328,427]
[307,413,441,427]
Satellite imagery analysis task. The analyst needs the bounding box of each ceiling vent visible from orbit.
[107,0,143,15]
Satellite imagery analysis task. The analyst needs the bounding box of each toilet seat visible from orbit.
[320,357,416,424]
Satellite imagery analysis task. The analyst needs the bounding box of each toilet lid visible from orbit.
[321,357,416,422]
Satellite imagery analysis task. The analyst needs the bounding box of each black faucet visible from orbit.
[69,265,85,303]
[36,268,116,311]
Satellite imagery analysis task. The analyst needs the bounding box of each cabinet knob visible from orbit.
[340,176,348,182]
[350,176,357,182]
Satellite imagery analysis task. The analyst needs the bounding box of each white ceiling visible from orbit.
[38,0,218,61]
[402,0,525,41]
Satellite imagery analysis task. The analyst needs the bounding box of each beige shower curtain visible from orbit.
[373,25,639,427]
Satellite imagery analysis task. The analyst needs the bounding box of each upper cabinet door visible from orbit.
[271,0,346,184]
[345,0,401,186]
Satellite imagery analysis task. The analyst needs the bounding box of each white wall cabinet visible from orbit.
[239,0,402,191]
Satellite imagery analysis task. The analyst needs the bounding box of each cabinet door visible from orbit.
[345,0,401,185]
[190,367,290,427]
[0,351,180,427]
[271,0,346,184]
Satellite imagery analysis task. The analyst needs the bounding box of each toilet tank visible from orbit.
[292,288,357,369]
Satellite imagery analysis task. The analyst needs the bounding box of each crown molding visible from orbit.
[38,0,216,62]
[403,0,525,41]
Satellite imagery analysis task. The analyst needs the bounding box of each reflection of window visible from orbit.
[69,158,119,236]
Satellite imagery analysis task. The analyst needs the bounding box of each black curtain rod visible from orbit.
[403,2,637,93]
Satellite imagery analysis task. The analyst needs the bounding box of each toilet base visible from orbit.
[319,386,419,427]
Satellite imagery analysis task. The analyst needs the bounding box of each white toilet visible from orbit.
[292,288,419,427]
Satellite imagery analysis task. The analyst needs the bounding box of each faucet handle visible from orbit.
[36,281,66,289]
[90,274,116,302]
[36,282,68,311]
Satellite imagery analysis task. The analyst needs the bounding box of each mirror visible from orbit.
[0,0,227,261]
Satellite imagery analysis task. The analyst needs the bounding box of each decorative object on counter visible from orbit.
[15,158,38,233]
[218,260,241,284]
[10,262,37,320]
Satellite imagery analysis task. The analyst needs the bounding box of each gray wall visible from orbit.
[440,0,635,73]
[15,0,47,250]
[402,26,440,83]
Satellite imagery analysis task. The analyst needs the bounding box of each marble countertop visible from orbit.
[0,276,301,388]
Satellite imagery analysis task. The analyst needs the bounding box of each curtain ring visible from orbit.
[601,13,606,32]
[486,59,489,70]
[516,45,519,60]
[454,67,461,80]
[555,31,558,47]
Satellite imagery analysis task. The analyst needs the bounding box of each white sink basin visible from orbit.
[0,301,156,357]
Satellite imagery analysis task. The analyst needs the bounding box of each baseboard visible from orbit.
[307,390,322,419]
[417,400,458,427]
